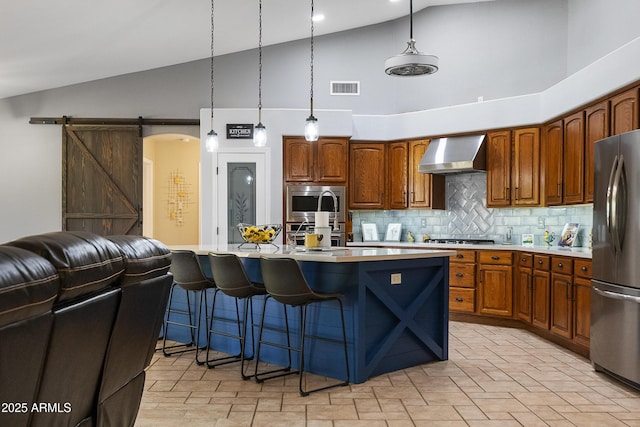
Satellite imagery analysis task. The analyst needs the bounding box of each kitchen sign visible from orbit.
[226,124,253,139]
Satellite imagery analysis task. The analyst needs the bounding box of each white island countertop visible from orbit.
[169,244,456,263]
[346,241,592,259]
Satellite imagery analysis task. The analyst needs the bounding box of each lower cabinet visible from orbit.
[531,255,551,330]
[573,259,592,348]
[448,250,476,313]
[550,256,573,339]
[477,251,513,317]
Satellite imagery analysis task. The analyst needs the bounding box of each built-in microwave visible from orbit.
[285,185,346,224]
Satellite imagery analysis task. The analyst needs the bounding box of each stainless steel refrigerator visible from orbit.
[592,129,640,389]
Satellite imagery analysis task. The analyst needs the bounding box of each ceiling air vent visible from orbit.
[330,81,360,96]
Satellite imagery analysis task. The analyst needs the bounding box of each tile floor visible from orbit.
[136,321,640,426]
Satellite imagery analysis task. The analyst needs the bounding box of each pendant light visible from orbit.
[205,0,219,152]
[253,0,267,147]
[304,0,319,142]
[385,0,438,76]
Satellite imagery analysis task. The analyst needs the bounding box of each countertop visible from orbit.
[170,244,456,263]
[346,241,592,259]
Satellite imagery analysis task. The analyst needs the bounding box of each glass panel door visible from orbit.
[227,163,256,243]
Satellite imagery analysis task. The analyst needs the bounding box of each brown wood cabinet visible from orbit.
[563,111,585,204]
[387,142,409,209]
[516,253,533,322]
[542,120,564,206]
[573,259,592,348]
[477,251,513,317]
[611,86,639,135]
[449,250,476,313]
[532,255,551,330]
[487,129,540,207]
[550,257,573,339]
[584,101,610,203]
[408,140,445,209]
[283,136,348,183]
[349,142,386,209]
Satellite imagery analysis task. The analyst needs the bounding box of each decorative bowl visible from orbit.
[237,223,282,245]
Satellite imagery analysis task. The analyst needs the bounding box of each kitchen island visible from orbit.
[169,245,455,383]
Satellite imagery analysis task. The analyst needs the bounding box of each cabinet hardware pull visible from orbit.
[522,258,527,262]
[491,255,499,260]
[558,263,563,268]
[538,260,543,264]
[456,254,464,258]
[456,273,464,278]
[455,297,463,302]
[581,266,587,272]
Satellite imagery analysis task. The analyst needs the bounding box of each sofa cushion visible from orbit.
[8,231,124,303]
[0,246,58,328]
[106,235,172,286]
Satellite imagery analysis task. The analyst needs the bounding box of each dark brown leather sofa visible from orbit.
[0,231,172,427]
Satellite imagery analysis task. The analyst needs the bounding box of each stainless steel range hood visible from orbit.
[418,134,487,174]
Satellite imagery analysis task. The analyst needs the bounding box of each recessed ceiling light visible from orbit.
[312,13,325,22]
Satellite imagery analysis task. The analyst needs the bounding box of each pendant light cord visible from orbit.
[309,0,314,116]
[258,0,263,123]
[409,0,413,39]
[210,0,215,127]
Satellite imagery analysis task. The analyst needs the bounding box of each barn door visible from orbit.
[62,125,142,235]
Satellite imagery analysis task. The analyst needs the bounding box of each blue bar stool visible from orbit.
[256,257,350,396]
[207,252,270,377]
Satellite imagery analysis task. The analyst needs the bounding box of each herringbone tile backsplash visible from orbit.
[351,173,593,245]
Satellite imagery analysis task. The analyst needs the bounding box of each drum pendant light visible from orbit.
[253,0,267,147]
[304,0,319,142]
[205,0,219,152]
[385,0,438,76]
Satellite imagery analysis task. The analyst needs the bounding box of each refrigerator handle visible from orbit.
[612,155,627,253]
[593,285,640,304]
[606,155,618,252]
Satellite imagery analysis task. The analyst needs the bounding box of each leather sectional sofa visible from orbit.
[0,231,173,427]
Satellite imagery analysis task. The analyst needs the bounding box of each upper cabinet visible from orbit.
[562,111,585,204]
[349,140,445,210]
[584,101,610,203]
[487,128,540,208]
[610,87,639,135]
[283,136,348,183]
[542,120,564,206]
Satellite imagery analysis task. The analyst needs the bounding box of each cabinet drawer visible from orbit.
[450,263,476,288]
[534,255,550,271]
[519,253,533,268]
[450,250,476,263]
[574,259,592,278]
[478,250,513,265]
[551,257,573,275]
[449,288,475,312]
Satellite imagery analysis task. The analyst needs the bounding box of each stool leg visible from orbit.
[254,297,294,382]
[204,290,243,368]
[195,288,211,365]
[162,283,197,357]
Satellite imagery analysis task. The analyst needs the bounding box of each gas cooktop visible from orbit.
[424,238,495,245]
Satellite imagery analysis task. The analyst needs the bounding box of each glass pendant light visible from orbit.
[205,0,219,153]
[253,0,267,147]
[304,0,319,142]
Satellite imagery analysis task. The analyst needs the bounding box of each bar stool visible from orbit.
[162,250,216,365]
[207,252,269,378]
[256,257,350,396]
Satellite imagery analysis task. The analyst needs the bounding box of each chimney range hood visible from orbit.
[418,134,487,174]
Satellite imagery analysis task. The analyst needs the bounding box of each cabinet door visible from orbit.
[513,127,540,206]
[543,120,563,205]
[517,266,532,322]
[611,86,639,135]
[408,140,445,209]
[486,131,512,207]
[387,142,408,209]
[316,138,348,183]
[563,112,585,204]
[478,265,513,317]
[550,273,572,339]
[584,102,609,203]
[573,277,591,348]
[349,143,386,209]
[284,138,314,182]
[532,269,550,330]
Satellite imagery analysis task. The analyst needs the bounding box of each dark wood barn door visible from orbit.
[62,125,142,235]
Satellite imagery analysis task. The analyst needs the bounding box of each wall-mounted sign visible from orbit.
[226,124,254,139]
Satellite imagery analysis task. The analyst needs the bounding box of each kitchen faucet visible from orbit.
[317,189,339,231]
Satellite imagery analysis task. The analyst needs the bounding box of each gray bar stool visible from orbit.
[207,252,273,377]
[256,256,350,396]
[163,250,218,365]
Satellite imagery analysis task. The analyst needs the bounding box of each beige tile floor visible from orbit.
[136,321,640,426]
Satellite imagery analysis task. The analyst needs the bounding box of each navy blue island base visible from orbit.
[167,246,453,384]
